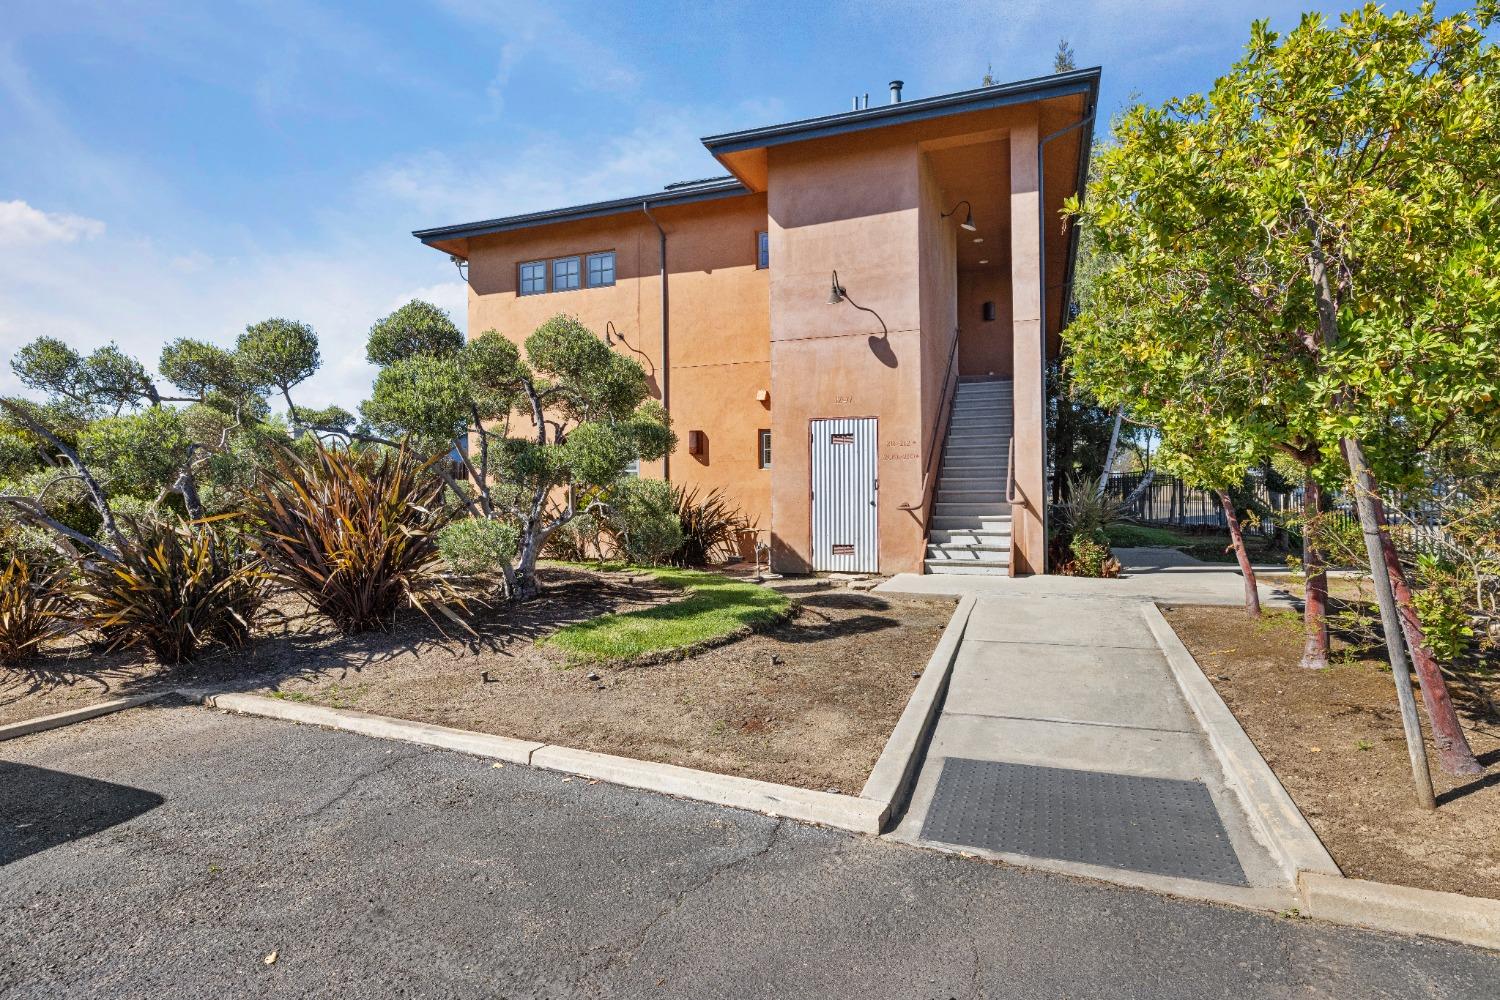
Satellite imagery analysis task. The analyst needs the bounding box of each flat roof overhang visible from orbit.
[701,67,1100,191]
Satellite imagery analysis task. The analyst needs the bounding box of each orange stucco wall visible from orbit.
[463,193,773,539]
[765,131,929,574]
[957,268,1013,377]
[446,91,1085,577]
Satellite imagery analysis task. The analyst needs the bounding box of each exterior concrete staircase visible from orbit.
[924,378,1013,576]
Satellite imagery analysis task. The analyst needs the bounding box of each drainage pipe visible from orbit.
[641,201,670,480]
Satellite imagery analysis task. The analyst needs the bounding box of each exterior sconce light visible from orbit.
[755,388,770,403]
[687,430,705,456]
[941,200,977,232]
[826,269,889,339]
[449,254,469,280]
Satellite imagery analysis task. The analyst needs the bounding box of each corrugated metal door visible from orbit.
[810,417,878,572]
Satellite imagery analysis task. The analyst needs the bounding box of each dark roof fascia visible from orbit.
[701,68,1101,156]
[412,177,747,246]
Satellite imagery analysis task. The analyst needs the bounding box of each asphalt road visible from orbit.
[3,701,1497,999]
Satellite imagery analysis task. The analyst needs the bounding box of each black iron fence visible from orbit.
[1102,473,1460,557]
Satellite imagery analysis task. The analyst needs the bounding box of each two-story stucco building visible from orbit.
[413,69,1098,577]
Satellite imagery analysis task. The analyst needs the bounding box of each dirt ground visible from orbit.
[1162,604,1500,899]
[4,568,951,793]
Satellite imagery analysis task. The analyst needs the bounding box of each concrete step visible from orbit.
[930,513,1014,531]
[936,476,1002,490]
[936,489,1007,504]
[949,414,1012,425]
[926,543,1011,561]
[941,459,1008,473]
[929,527,1011,546]
[933,498,1009,513]
[945,433,1010,446]
[924,559,1011,575]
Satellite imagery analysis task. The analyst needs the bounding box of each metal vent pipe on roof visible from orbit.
[889,80,903,103]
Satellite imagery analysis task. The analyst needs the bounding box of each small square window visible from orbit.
[623,457,640,477]
[519,260,547,295]
[552,256,581,292]
[758,429,771,469]
[756,231,769,269]
[587,251,615,287]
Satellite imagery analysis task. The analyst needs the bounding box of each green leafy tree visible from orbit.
[1066,2,1500,788]
[2,319,335,561]
[356,302,676,599]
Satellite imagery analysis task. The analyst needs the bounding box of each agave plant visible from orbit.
[77,516,269,665]
[250,444,465,634]
[667,485,752,567]
[0,555,75,668]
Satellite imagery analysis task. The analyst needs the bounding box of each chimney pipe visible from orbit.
[889,80,903,104]
[852,96,859,111]
[863,92,870,109]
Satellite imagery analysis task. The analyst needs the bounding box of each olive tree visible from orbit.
[1,319,331,561]
[355,302,676,599]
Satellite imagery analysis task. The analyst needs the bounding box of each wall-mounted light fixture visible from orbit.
[941,200,977,232]
[827,270,889,339]
[449,254,469,280]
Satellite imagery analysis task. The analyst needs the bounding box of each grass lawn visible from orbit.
[542,566,793,663]
[1106,521,1288,565]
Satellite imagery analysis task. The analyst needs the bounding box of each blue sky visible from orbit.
[0,1,1475,410]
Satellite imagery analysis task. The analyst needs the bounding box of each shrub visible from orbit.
[0,555,74,667]
[1411,555,1476,661]
[1061,535,1122,579]
[607,478,683,566]
[251,445,463,634]
[77,517,269,665]
[668,485,751,567]
[542,510,605,563]
[438,517,519,578]
[1057,475,1125,545]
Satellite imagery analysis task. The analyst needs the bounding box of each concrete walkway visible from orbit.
[878,549,1299,908]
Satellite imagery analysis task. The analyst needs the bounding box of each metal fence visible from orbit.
[1103,473,1462,555]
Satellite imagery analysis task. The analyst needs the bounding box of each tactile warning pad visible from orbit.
[919,758,1248,886]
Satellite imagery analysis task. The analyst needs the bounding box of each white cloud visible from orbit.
[0,226,457,414]
[0,200,105,245]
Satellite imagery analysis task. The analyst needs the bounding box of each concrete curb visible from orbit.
[196,691,886,834]
[201,693,545,763]
[0,692,168,743]
[1144,602,1340,881]
[530,745,884,832]
[859,595,975,820]
[1297,873,1500,952]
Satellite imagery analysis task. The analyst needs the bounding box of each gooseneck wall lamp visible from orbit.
[940,200,977,232]
[827,270,889,339]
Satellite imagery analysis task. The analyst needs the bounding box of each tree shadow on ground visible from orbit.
[0,761,164,865]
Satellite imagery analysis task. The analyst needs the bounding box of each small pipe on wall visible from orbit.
[641,201,670,480]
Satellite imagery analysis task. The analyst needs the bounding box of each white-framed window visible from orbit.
[519,260,547,295]
[623,457,640,477]
[552,255,581,292]
[587,250,616,287]
[758,429,771,469]
[756,231,770,269]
